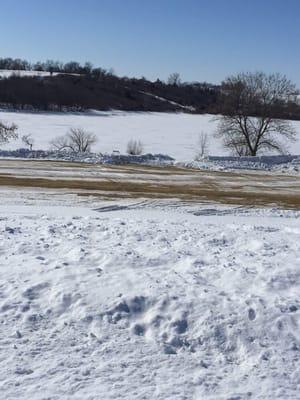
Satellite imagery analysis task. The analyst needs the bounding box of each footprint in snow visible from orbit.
[248,308,256,321]
[23,282,49,301]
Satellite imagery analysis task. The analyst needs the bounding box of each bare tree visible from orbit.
[194,132,209,160]
[216,72,297,156]
[127,139,144,155]
[21,134,34,150]
[50,135,68,151]
[50,128,97,153]
[0,121,18,144]
[167,72,181,86]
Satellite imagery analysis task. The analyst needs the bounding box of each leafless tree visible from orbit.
[127,139,144,155]
[194,132,209,160]
[0,121,18,144]
[167,72,181,86]
[215,72,297,156]
[21,134,34,150]
[50,135,68,151]
[50,128,97,153]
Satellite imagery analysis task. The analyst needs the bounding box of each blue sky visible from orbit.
[0,0,299,85]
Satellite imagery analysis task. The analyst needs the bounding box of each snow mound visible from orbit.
[184,155,300,173]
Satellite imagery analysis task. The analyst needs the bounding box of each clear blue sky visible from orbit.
[0,0,299,86]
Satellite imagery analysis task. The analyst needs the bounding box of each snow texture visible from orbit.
[0,202,299,399]
[184,155,300,174]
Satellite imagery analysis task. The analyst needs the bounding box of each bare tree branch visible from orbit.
[194,132,209,160]
[0,121,18,144]
[21,134,34,150]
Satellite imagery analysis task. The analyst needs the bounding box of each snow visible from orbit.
[0,193,299,399]
[139,91,196,111]
[0,109,300,398]
[184,155,300,174]
[1,110,300,161]
[1,148,300,176]
[0,148,175,167]
[0,69,79,78]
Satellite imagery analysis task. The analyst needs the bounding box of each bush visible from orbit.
[21,134,34,150]
[0,121,18,144]
[194,132,209,160]
[127,139,144,155]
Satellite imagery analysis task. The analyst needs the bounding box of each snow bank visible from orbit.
[1,148,300,173]
[0,148,174,165]
[184,155,300,173]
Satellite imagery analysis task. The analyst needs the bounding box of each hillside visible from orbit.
[0,70,219,113]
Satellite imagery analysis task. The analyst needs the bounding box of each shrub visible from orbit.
[127,139,143,155]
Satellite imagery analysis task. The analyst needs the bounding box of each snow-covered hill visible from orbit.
[1,110,300,161]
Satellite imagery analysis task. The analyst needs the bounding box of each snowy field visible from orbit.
[0,193,299,399]
[0,109,300,399]
[1,110,300,161]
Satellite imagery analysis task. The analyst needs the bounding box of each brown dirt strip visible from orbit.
[0,159,193,175]
[1,174,300,209]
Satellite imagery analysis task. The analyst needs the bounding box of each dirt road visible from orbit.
[1,159,300,209]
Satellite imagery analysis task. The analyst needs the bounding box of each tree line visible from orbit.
[0,73,219,113]
[0,57,299,122]
[0,57,108,76]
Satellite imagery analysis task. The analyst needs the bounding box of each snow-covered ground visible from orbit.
[1,110,300,161]
[0,195,299,399]
[1,109,299,399]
